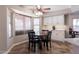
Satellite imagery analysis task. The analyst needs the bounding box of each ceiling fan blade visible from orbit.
[43,8,51,10]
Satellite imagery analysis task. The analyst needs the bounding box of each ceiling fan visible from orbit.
[19,5,51,16]
[35,5,51,13]
[33,5,51,16]
[19,5,51,12]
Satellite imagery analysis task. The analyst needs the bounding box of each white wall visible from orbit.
[65,14,73,30]
[0,6,8,53]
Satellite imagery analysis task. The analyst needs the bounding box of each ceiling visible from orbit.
[19,5,71,13]
[9,5,79,17]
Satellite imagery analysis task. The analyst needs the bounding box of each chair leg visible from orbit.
[50,41,51,48]
[46,41,49,50]
[38,41,42,50]
[33,42,36,52]
[28,42,30,50]
[44,41,45,47]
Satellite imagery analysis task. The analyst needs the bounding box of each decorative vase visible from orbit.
[52,26,55,30]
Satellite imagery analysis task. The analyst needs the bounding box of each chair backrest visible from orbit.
[28,30,34,32]
[42,30,49,35]
[69,28,73,35]
[28,31,35,41]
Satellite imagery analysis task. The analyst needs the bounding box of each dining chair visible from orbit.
[41,30,49,47]
[28,31,34,49]
[27,30,40,52]
[69,28,75,38]
[42,30,52,50]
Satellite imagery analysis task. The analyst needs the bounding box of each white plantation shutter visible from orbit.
[34,18,40,34]
[25,17,31,30]
[15,14,24,31]
[15,14,32,35]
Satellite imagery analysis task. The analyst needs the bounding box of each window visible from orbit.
[15,18,24,30]
[34,18,40,34]
[73,19,79,31]
[15,14,32,35]
[25,17,31,30]
[24,17,31,34]
[15,14,24,35]
[15,14,24,31]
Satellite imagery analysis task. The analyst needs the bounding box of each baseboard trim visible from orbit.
[4,40,28,54]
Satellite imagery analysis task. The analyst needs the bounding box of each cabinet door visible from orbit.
[52,16,57,25]
[44,15,64,25]
[56,15,64,25]
[51,30,64,41]
[44,17,53,25]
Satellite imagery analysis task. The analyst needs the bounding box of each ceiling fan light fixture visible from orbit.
[37,5,41,9]
[35,11,43,16]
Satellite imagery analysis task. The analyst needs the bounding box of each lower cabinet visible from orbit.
[51,30,65,41]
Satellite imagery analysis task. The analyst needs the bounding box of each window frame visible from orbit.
[73,19,79,31]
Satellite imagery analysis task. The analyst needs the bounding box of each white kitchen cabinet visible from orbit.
[44,17,53,25]
[52,15,64,25]
[44,15,64,25]
[56,15,64,25]
[51,30,65,41]
[51,17,57,25]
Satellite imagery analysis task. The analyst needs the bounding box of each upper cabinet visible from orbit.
[43,15,64,25]
[44,17,52,25]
